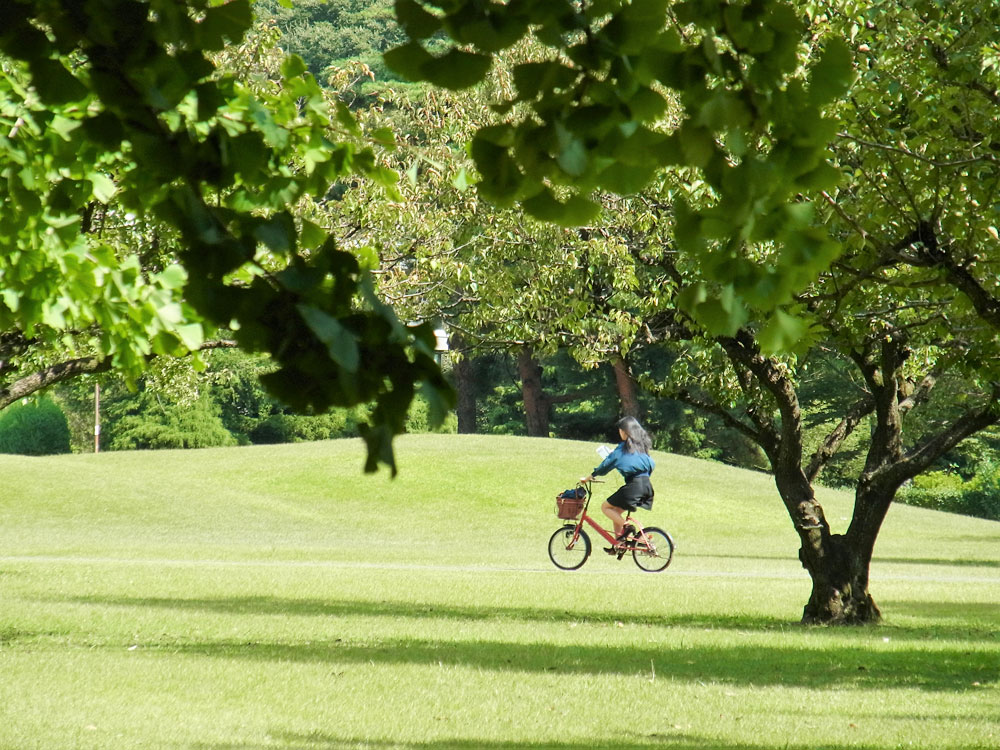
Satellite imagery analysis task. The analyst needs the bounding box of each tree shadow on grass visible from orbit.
[189,731,921,750]
[149,632,998,693]
[57,592,791,630]
[55,592,1000,643]
[875,556,1000,569]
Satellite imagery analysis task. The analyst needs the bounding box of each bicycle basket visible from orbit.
[555,487,586,519]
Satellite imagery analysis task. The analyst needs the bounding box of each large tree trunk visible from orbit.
[798,472,899,624]
[773,466,882,625]
[720,330,884,625]
[798,533,882,625]
[449,334,477,434]
[517,348,549,437]
[611,355,642,418]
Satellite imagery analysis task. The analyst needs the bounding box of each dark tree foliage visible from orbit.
[254,0,407,83]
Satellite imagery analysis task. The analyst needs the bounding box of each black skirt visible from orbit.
[606,475,654,512]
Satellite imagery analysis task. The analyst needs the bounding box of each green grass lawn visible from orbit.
[1,434,998,749]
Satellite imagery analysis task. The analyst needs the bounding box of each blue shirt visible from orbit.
[593,442,655,481]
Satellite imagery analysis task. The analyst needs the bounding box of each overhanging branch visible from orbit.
[0,340,237,410]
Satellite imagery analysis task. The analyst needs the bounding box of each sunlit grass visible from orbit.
[1,435,998,748]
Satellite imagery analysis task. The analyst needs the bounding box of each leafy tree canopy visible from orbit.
[0,0,452,472]
[254,0,407,84]
[386,0,855,338]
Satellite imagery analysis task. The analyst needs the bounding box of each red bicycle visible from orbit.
[548,478,675,572]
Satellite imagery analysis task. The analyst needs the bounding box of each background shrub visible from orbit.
[899,462,1000,521]
[0,397,72,455]
[107,394,237,451]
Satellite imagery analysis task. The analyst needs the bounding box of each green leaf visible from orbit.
[420,378,452,428]
[89,172,117,204]
[156,265,188,290]
[678,124,715,168]
[50,115,82,141]
[248,99,289,149]
[555,123,588,177]
[300,220,326,249]
[28,58,87,104]
[371,127,396,149]
[384,42,435,82]
[451,167,472,191]
[197,0,252,51]
[405,160,420,187]
[280,54,308,80]
[174,323,205,351]
[359,422,397,475]
[758,309,808,354]
[470,138,522,205]
[297,304,360,372]
[334,101,362,138]
[597,161,658,194]
[395,0,441,40]
[809,38,855,105]
[698,91,751,130]
[253,213,296,254]
[626,86,668,120]
[513,61,576,100]
[522,190,601,226]
[156,302,184,325]
[692,285,748,336]
[421,49,492,90]
[1,289,20,313]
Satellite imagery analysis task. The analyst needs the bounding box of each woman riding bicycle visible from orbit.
[585,416,655,554]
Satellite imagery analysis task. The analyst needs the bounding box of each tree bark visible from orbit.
[449,334,477,434]
[0,340,238,411]
[517,347,549,437]
[799,532,883,624]
[721,330,885,624]
[611,355,642,418]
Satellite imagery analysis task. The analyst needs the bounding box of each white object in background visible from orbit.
[433,328,449,351]
[596,445,612,459]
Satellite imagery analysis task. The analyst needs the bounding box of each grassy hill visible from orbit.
[1,435,998,749]
[2,433,996,570]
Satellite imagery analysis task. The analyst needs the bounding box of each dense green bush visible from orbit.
[107,394,237,451]
[0,397,72,455]
[405,395,457,434]
[898,462,1000,521]
[249,410,360,444]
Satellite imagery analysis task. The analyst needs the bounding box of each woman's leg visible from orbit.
[602,500,625,538]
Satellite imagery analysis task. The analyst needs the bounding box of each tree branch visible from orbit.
[805,394,875,483]
[885,390,1000,487]
[0,340,237,411]
[672,387,763,445]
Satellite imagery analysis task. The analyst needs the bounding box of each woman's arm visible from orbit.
[592,442,624,477]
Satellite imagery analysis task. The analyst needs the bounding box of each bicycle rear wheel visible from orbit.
[632,527,674,572]
[548,524,591,570]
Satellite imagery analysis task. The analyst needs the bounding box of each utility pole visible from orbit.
[94,383,100,453]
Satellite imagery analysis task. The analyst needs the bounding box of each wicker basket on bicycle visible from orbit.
[555,486,587,519]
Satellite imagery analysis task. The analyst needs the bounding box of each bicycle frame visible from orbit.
[549,477,674,572]
[567,481,650,551]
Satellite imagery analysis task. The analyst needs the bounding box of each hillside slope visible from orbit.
[2,435,997,577]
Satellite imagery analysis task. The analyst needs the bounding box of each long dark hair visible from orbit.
[617,416,652,454]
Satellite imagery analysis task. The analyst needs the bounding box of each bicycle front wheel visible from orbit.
[632,527,674,572]
[548,524,591,570]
